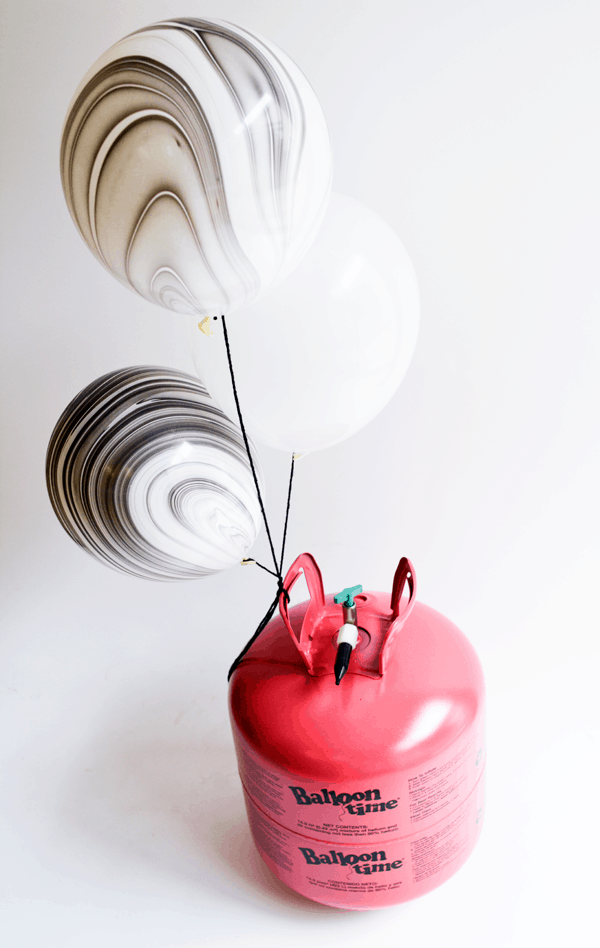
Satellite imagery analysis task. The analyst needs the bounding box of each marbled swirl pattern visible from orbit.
[46,367,263,580]
[60,18,332,317]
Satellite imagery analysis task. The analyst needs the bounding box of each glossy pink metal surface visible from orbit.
[229,554,486,909]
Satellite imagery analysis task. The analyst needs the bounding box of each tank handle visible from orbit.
[279,552,418,678]
[279,552,326,672]
[390,556,416,618]
[380,556,417,674]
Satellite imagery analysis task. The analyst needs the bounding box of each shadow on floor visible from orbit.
[56,664,364,919]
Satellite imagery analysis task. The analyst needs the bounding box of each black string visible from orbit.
[226,457,294,679]
[279,454,295,574]
[220,314,295,681]
[241,558,279,579]
[221,314,281,580]
[226,589,282,681]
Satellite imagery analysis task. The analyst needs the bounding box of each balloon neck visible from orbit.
[197,317,214,336]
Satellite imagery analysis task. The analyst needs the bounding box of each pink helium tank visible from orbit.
[228,554,486,910]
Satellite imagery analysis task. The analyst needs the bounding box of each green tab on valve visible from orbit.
[334,585,363,608]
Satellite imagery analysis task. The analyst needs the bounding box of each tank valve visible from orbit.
[333,585,363,685]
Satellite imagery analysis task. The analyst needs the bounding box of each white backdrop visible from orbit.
[1,1,598,946]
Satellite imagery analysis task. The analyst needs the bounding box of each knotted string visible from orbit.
[220,314,295,681]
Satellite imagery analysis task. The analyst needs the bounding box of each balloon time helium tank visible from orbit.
[229,554,486,909]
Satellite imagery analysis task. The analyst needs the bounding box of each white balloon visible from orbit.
[188,193,420,455]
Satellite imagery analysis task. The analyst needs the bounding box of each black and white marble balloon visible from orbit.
[46,367,263,580]
[60,18,332,318]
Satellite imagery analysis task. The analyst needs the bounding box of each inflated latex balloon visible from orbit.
[60,18,332,318]
[46,367,263,580]
[189,193,420,454]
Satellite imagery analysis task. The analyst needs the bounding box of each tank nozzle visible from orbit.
[333,585,362,684]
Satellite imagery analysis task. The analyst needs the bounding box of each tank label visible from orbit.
[288,786,398,814]
[299,847,403,873]
[243,776,485,909]
[233,716,485,843]
[408,740,475,823]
